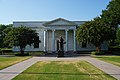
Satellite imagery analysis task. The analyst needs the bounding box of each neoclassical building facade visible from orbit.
[13,18,108,52]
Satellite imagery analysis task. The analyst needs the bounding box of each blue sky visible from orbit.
[0,0,111,24]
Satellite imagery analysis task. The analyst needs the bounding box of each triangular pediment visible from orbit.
[43,18,76,26]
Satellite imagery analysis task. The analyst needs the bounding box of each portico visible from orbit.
[42,18,77,52]
[43,29,76,52]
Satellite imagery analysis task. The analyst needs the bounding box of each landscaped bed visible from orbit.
[0,56,31,70]
[13,61,116,80]
[95,56,120,67]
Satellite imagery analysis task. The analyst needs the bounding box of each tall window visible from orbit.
[34,36,39,48]
[82,42,87,48]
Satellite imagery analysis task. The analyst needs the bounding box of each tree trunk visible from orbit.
[96,46,101,52]
[20,47,24,54]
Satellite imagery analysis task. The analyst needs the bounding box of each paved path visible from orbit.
[0,56,120,80]
[85,58,120,80]
[0,57,38,80]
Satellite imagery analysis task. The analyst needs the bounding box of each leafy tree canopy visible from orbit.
[76,17,113,52]
[115,28,120,44]
[0,24,12,48]
[101,0,120,27]
[4,26,40,54]
[76,0,120,51]
[101,0,120,45]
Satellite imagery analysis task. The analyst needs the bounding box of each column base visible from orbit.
[52,51,56,54]
[73,51,77,54]
[64,51,68,53]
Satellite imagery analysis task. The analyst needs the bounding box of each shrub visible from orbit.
[0,49,1,54]
[2,50,12,53]
[108,48,120,52]
[15,53,29,56]
[91,51,105,55]
[111,52,120,55]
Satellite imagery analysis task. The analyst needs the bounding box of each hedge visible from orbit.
[91,51,105,55]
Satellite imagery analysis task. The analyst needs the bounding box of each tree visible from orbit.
[115,28,120,45]
[0,24,7,48]
[4,26,40,54]
[3,27,13,47]
[101,0,120,45]
[0,24,12,48]
[76,0,120,51]
[76,17,112,52]
[101,0,120,26]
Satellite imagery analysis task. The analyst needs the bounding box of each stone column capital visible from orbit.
[73,29,76,31]
[44,29,47,31]
[65,29,69,31]
[52,29,55,32]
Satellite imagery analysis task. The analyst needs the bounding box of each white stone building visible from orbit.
[13,18,108,52]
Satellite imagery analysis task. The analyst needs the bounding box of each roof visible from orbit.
[43,18,77,26]
[13,18,86,28]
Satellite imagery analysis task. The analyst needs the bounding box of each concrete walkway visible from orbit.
[85,58,120,80]
[0,57,38,80]
[0,56,120,80]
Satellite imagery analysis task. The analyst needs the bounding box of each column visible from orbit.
[65,29,68,51]
[44,30,47,52]
[52,29,55,52]
[73,29,76,51]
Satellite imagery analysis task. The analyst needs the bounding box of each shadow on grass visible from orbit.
[0,72,120,75]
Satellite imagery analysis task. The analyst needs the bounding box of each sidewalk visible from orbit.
[85,58,120,80]
[0,56,120,80]
[0,57,38,80]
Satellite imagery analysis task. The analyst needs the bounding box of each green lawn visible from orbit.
[0,56,31,70]
[95,56,120,67]
[13,61,116,80]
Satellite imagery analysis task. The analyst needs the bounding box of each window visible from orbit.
[82,42,87,48]
[34,36,39,48]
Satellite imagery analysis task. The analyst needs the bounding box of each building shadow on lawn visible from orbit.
[0,71,113,76]
[35,52,91,58]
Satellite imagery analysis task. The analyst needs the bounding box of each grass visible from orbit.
[13,61,116,80]
[0,56,31,70]
[95,56,120,67]
[0,51,45,56]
